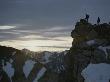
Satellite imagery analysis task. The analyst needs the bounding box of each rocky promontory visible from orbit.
[65,19,110,82]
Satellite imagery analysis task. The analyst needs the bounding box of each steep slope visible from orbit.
[65,19,110,82]
[0,46,44,82]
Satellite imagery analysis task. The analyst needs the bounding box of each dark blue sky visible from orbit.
[0,0,110,51]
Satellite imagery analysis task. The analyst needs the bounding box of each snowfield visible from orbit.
[33,67,47,82]
[44,52,52,63]
[98,46,110,58]
[2,60,14,82]
[81,63,110,82]
[23,60,36,78]
[86,40,95,46]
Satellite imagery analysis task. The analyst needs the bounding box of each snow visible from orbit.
[2,61,14,82]
[98,46,110,58]
[12,51,16,56]
[33,67,46,82]
[81,63,110,82]
[23,60,36,78]
[57,66,60,73]
[63,51,68,56]
[61,65,65,70]
[9,59,13,63]
[42,52,52,63]
[44,52,52,62]
[86,40,95,46]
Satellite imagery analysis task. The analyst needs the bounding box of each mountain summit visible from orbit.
[65,18,110,82]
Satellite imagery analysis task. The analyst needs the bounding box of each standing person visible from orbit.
[97,17,100,24]
[85,14,89,22]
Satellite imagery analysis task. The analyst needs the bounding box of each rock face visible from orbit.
[65,19,110,82]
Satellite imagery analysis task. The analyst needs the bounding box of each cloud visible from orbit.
[0,0,109,30]
[37,46,70,49]
[0,24,73,42]
[0,37,72,51]
[19,35,66,41]
[0,0,110,51]
[0,26,16,30]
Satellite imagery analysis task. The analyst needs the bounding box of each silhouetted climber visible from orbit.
[85,14,89,22]
[97,17,100,24]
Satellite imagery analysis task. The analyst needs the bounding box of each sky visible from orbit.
[0,0,110,51]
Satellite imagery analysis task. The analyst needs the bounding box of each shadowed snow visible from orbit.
[2,61,14,82]
[33,67,46,82]
[81,63,110,82]
[86,40,95,46]
[23,60,36,78]
[98,46,110,58]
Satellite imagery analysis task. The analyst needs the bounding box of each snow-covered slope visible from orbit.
[2,60,14,82]
[23,60,36,78]
[98,46,110,58]
[33,67,46,82]
[81,63,110,82]
[86,40,96,46]
[41,51,53,64]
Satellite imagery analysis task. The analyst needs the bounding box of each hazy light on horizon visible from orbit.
[0,0,110,51]
[0,36,73,51]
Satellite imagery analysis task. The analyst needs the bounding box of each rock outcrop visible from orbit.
[65,19,110,82]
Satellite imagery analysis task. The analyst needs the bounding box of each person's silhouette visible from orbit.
[97,17,100,24]
[85,14,89,22]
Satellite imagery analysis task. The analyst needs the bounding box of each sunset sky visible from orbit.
[0,0,110,51]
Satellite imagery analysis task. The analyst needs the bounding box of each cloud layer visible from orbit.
[0,0,110,51]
